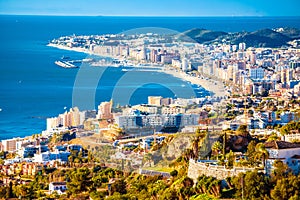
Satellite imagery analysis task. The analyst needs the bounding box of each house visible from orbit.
[265,141,300,175]
[33,150,71,164]
[49,182,67,194]
[283,130,300,142]
[68,144,83,152]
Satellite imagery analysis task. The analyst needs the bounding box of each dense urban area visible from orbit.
[1,27,300,199]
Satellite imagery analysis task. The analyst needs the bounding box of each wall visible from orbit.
[187,159,259,182]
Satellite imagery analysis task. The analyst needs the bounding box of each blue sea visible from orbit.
[1,15,300,140]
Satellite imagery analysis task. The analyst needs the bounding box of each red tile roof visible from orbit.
[265,141,300,149]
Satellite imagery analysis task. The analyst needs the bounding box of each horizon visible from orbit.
[1,0,300,17]
[1,14,300,18]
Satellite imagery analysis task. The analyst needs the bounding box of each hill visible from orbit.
[273,27,300,39]
[176,28,228,43]
[232,28,291,48]
[179,27,300,48]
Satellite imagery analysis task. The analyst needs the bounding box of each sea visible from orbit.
[1,15,300,140]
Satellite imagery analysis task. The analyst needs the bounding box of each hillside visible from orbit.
[232,28,291,48]
[177,28,228,43]
[274,27,300,39]
[179,27,300,48]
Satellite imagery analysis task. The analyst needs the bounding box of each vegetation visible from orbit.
[177,27,300,47]
[280,121,300,136]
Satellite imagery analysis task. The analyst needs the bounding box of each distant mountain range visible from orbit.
[177,27,300,48]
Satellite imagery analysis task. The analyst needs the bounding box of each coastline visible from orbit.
[48,43,227,98]
[162,68,227,98]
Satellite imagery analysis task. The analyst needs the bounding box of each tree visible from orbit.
[195,175,221,197]
[280,121,300,136]
[236,125,249,136]
[67,167,93,196]
[182,148,195,162]
[177,177,194,199]
[160,188,178,200]
[255,143,269,168]
[272,160,289,182]
[226,150,235,168]
[233,171,270,199]
[212,141,222,156]
[14,184,32,199]
[191,136,200,161]
[143,153,153,167]
[6,181,14,199]
[111,179,127,195]
[245,140,257,166]
[271,174,300,200]
[149,180,167,200]
[198,131,212,159]
[170,170,178,177]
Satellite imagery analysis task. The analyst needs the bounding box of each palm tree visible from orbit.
[255,143,269,168]
[182,148,194,162]
[191,137,200,160]
[212,141,222,154]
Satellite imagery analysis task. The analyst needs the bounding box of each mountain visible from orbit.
[176,28,228,43]
[232,28,292,48]
[179,27,300,48]
[273,27,300,39]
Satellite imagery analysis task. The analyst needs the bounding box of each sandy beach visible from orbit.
[162,68,227,98]
[48,43,227,98]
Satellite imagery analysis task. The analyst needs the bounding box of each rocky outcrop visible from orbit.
[162,134,193,160]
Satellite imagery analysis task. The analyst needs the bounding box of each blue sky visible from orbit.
[0,0,299,16]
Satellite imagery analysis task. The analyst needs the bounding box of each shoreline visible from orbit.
[48,43,227,98]
[162,68,227,98]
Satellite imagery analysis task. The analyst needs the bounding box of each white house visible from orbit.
[49,182,67,194]
[33,150,71,164]
[265,141,300,175]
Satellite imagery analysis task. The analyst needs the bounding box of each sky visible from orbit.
[0,0,299,16]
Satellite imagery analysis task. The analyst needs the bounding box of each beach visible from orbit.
[162,68,227,98]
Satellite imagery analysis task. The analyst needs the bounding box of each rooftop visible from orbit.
[50,182,66,186]
[265,140,300,149]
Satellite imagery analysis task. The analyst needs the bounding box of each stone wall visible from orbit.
[139,169,170,178]
[188,159,258,182]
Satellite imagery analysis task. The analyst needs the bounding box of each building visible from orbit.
[283,130,300,142]
[132,105,158,114]
[181,58,188,71]
[238,42,246,51]
[1,139,17,152]
[33,150,71,164]
[279,111,295,125]
[115,115,141,129]
[115,113,199,130]
[148,96,162,106]
[97,101,113,119]
[250,67,265,80]
[68,144,82,152]
[265,141,300,175]
[49,182,67,194]
[161,105,185,115]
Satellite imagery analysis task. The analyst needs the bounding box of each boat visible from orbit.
[55,61,78,68]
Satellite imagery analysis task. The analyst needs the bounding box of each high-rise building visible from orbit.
[150,49,158,63]
[148,96,162,106]
[238,42,246,51]
[250,67,265,80]
[1,138,17,152]
[181,58,188,71]
[97,100,113,119]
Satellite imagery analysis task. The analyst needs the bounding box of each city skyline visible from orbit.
[0,0,300,17]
